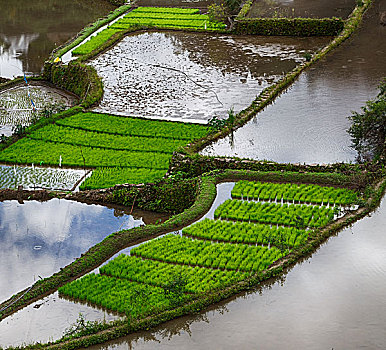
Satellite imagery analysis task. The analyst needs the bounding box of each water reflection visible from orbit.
[0,0,115,78]
[0,199,166,303]
[202,0,386,164]
[92,31,329,122]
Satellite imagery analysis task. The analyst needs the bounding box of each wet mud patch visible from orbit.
[91,31,329,123]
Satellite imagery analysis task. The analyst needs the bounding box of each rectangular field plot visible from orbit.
[100,255,247,293]
[0,112,208,188]
[232,180,359,206]
[131,234,284,272]
[182,218,308,247]
[214,199,335,228]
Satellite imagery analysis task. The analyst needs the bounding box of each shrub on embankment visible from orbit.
[42,61,103,108]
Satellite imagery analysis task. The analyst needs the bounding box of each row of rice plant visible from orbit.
[182,218,308,247]
[214,199,335,228]
[232,180,359,206]
[58,274,192,318]
[131,234,285,272]
[100,255,247,293]
[56,112,208,140]
[29,124,189,154]
[0,112,208,188]
[72,7,226,56]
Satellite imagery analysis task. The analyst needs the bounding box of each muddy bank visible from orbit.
[91,31,329,123]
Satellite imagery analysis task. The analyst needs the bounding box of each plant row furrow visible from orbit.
[182,218,308,247]
[232,180,359,206]
[214,199,335,228]
[100,255,247,294]
[131,234,284,272]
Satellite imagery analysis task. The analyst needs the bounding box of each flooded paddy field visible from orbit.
[0,164,86,191]
[0,199,167,303]
[247,0,356,19]
[0,0,115,79]
[91,31,329,123]
[202,0,386,163]
[87,194,386,350]
[0,83,75,136]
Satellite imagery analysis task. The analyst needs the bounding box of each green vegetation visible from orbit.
[182,218,308,247]
[131,234,284,272]
[110,7,226,31]
[0,112,208,188]
[214,199,335,228]
[348,79,386,163]
[100,255,247,293]
[72,29,122,56]
[232,180,359,206]
[58,274,192,318]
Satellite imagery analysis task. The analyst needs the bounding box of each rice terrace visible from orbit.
[0,0,385,348]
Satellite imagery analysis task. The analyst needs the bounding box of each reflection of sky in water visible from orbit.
[0,199,143,302]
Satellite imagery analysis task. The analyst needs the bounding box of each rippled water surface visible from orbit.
[202,0,386,163]
[91,31,329,123]
[0,0,115,79]
[88,191,386,350]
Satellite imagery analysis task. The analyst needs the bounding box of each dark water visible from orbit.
[248,0,356,19]
[0,0,115,79]
[203,0,386,164]
[0,199,167,303]
[88,190,386,350]
[92,31,329,123]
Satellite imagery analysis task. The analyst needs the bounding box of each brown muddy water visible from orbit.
[86,192,386,350]
[0,0,115,79]
[247,0,356,19]
[202,0,386,164]
[0,199,167,304]
[91,31,329,123]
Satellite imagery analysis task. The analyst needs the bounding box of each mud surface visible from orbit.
[91,31,329,123]
[202,0,386,163]
[247,0,356,19]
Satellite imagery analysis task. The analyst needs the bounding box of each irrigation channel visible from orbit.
[202,0,386,164]
[91,32,329,123]
[0,0,114,79]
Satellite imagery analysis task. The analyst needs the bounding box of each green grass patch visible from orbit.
[72,29,123,56]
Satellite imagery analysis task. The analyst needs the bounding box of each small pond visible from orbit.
[0,0,115,79]
[247,0,356,19]
[91,31,330,123]
[0,83,75,136]
[202,0,386,164]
